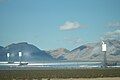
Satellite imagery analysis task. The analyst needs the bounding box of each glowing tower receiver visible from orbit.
[19,52,22,64]
[102,41,106,52]
[7,53,10,58]
[7,53,10,63]
[19,52,22,57]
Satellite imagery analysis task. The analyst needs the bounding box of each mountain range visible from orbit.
[0,40,120,61]
[0,42,55,61]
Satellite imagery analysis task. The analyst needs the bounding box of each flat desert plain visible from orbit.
[48,77,120,80]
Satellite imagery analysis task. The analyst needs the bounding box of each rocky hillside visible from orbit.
[49,40,120,61]
[48,48,70,59]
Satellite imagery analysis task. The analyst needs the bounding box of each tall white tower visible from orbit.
[7,53,10,63]
[102,41,107,68]
[19,52,22,64]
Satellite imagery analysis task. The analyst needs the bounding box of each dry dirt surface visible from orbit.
[49,77,120,80]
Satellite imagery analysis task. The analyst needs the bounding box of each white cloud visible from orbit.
[102,30,120,40]
[106,30,120,36]
[108,21,120,29]
[59,21,84,30]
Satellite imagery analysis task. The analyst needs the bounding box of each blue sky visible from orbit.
[0,0,120,50]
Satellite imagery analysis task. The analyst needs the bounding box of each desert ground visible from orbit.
[0,68,120,80]
[43,77,120,80]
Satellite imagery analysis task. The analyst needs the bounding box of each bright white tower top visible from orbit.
[7,53,10,57]
[102,41,107,52]
[19,52,22,57]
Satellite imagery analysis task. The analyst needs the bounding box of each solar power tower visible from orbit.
[102,41,107,68]
[7,53,10,63]
[19,52,22,64]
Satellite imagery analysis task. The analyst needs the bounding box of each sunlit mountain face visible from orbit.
[60,39,120,61]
